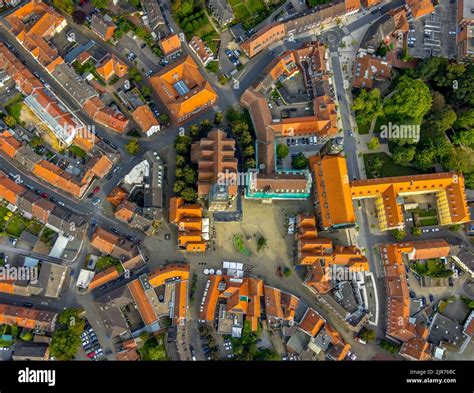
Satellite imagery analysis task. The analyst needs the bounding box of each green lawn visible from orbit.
[356,119,371,135]
[373,115,389,134]
[6,216,25,238]
[419,217,439,227]
[363,153,421,179]
[417,209,437,218]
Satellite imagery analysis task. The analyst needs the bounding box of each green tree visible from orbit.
[174,135,192,155]
[181,166,197,184]
[200,119,212,132]
[125,139,141,155]
[454,109,474,130]
[359,328,376,342]
[367,137,380,151]
[189,124,200,138]
[92,0,108,10]
[243,145,254,158]
[411,226,422,236]
[214,111,223,125]
[276,144,289,159]
[391,229,407,241]
[416,57,448,80]
[159,113,170,125]
[383,76,432,124]
[392,145,416,166]
[173,180,186,194]
[53,0,74,14]
[226,107,241,123]
[72,10,87,25]
[175,155,186,168]
[180,187,197,202]
[292,153,308,169]
[422,107,457,138]
[148,345,167,360]
[257,237,267,252]
[3,115,16,128]
[353,88,383,129]
[20,331,33,341]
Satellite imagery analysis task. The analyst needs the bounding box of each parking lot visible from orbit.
[80,319,107,361]
[276,136,325,169]
[407,0,458,59]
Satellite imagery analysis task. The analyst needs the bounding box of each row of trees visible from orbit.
[226,108,256,170]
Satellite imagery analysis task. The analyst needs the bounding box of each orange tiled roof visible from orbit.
[299,308,325,337]
[159,34,182,56]
[89,266,120,289]
[0,171,24,205]
[91,227,119,254]
[107,187,127,207]
[115,200,136,223]
[147,264,190,287]
[353,53,391,89]
[309,154,356,230]
[131,105,159,133]
[190,129,238,198]
[89,155,113,178]
[0,130,22,158]
[128,279,158,325]
[406,0,435,19]
[351,173,470,229]
[150,56,217,124]
[96,55,128,81]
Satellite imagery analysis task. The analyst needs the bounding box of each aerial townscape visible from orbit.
[0,0,473,373]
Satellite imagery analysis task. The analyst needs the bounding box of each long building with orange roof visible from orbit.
[190,129,238,208]
[350,173,470,231]
[0,130,113,198]
[309,150,470,232]
[379,241,433,359]
[169,197,207,252]
[150,55,217,124]
[309,154,356,230]
[0,303,57,332]
[3,0,66,71]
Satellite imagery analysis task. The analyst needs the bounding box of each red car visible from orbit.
[86,351,96,359]
[40,192,49,199]
[93,186,100,194]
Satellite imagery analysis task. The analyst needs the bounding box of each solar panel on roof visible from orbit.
[173,80,189,96]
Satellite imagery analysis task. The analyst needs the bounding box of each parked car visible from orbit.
[93,186,100,194]
[40,192,49,199]
[429,294,434,302]
[92,198,101,206]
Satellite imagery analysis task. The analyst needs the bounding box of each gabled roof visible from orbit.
[159,34,181,56]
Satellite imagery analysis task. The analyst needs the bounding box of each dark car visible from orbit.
[429,294,434,302]
[106,173,113,181]
[87,192,94,199]
[23,302,33,308]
